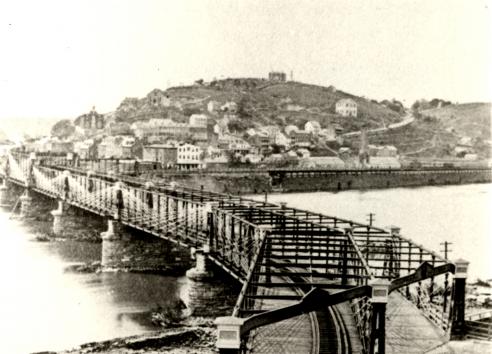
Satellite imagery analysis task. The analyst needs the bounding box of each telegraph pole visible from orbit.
[367,213,375,226]
[440,241,453,312]
[440,241,452,260]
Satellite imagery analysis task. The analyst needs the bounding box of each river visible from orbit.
[0,211,187,354]
[0,183,490,353]
[256,183,492,281]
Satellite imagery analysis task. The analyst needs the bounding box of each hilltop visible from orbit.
[112,79,405,133]
[420,102,491,140]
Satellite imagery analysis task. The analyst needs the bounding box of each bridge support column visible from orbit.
[369,279,390,354]
[101,218,126,269]
[186,245,214,280]
[50,200,66,236]
[0,179,10,207]
[214,316,245,354]
[450,259,469,340]
[19,190,33,218]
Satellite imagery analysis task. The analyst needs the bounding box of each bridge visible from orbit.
[0,151,482,353]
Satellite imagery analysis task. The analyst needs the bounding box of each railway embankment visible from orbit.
[156,168,492,194]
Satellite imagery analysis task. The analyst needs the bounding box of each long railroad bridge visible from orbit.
[0,152,486,353]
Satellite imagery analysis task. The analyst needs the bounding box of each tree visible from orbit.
[51,119,75,139]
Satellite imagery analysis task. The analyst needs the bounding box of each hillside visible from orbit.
[421,103,491,139]
[113,79,405,133]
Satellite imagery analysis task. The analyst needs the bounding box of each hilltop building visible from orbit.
[335,99,358,117]
[74,107,105,131]
[147,89,171,107]
[268,71,287,82]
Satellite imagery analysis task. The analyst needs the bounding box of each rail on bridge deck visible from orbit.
[0,152,474,354]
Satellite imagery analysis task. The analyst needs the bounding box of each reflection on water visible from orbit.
[0,211,186,354]
[255,183,492,280]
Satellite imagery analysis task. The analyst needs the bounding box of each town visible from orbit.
[3,72,490,177]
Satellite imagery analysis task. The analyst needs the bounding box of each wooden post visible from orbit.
[450,259,469,340]
[369,279,390,354]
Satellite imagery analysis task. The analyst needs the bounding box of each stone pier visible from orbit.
[183,245,240,316]
[100,218,190,273]
[19,191,33,218]
[50,200,66,236]
[186,245,214,281]
[0,179,10,207]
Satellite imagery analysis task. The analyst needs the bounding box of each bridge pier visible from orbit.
[50,200,66,236]
[19,190,33,218]
[450,259,469,340]
[186,245,214,281]
[0,179,10,207]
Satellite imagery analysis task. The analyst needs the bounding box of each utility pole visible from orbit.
[367,213,375,226]
[440,241,453,313]
[440,241,452,260]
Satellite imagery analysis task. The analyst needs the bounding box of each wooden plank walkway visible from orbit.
[247,275,314,354]
[386,292,448,353]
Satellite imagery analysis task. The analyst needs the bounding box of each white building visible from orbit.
[304,121,321,135]
[177,143,203,170]
[335,98,357,117]
[189,114,208,128]
[284,125,299,136]
[207,100,221,113]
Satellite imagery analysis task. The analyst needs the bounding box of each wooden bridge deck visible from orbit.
[386,292,448,353]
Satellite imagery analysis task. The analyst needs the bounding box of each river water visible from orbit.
[0,183,490,353]
[0,211,187,354]
[256,183,492,281]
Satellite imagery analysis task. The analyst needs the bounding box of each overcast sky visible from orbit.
[0,0,490,120]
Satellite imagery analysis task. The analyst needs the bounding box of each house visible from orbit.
[143,144,178,168]
[268,71,286,82]
[74,107,105,130]
[273,132,291,147]
[304,121,321,135]
[203,146,229,168]
[207,100,221,114]
[289,130,311,147]
[74,139,95,159]
[218,134,251,154]
[177,143,203,170]
[147,89,171,107]
[132,119,190,142]
[335,99,357,117]
[189,114,208,128]
[97,136,134,159]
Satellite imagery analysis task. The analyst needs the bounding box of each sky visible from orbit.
[0,0,491,121]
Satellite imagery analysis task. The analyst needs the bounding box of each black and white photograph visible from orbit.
[0,1,491,353]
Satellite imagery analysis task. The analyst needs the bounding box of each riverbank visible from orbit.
[44,319,216,354]
[154,168,492,194]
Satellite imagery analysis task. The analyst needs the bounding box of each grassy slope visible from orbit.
[116,80,404,132]
[421,103,491,139]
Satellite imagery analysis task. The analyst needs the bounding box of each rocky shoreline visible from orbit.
[33,323,217,354]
